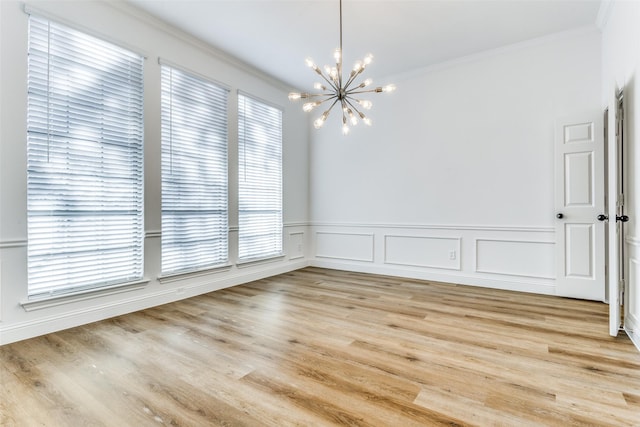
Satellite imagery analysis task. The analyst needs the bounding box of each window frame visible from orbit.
[237,92,284,263]
[160,62,230,275]
[26,14,145,298]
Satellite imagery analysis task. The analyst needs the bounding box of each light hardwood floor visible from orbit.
[1,267,640,426]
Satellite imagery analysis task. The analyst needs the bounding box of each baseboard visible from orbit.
[625,310,640,352]
[626,328,640,352]
[310,259,556,296]
[0,259,310,345]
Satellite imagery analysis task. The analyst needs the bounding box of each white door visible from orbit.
[608,93,626,336]
[555,114,605,301]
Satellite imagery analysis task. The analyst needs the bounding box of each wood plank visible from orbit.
[1,267,639,426]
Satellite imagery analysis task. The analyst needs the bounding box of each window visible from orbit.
[27,16,144,297]
[238,94,283,261]
[161,65,229,274]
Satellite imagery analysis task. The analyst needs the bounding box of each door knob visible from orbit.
[556,213,564,219]
[597,214,608,221]
[616,215,629,223]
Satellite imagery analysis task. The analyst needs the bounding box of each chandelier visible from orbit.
[288,0,395,135]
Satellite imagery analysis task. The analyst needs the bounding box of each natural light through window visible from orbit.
[160,64,229,274]
[238,94,283,261]
[26,15,144,297]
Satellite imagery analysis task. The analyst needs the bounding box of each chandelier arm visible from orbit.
[344,97,365,117]
[316,70,341,92]
[346,88,380,95]
[324,97,341,118]
[319,95,339,105]
[343,68,365,91]
[306,92,338,99]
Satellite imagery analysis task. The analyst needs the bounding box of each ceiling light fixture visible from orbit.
[288,0,395,135]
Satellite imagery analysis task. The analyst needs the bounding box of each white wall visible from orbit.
[309,28,602,295]
[601,0,640,349]
[0,0,310,344]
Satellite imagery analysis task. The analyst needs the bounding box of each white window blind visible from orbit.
[161,65,229,274]
[238,94,283,261]
[27,16,144,297]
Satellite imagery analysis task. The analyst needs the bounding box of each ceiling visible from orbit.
[128,0,602,90]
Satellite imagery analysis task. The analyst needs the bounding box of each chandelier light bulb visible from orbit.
[303,101,320,112]
[349,112,358,125]
[289,0,394,134]
[342,122,350,135]
[334,48,342,63]
[330,67,339,81]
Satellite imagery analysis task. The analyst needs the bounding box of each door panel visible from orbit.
[565,223,594,278]
[555,114,605,301]
[564,152,593,206]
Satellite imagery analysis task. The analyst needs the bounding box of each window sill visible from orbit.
[21,279,150,312]
[158,263,233,284]
[236,253,285,268]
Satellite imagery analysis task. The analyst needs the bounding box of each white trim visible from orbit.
[626,236,640,247]
[229,222,309,232]
[288,231,305,260]
[236,254,286,268]
[21,279,150,312]
[383,234,462,271]
[474,238,556,280]
[145,230,161,239]
[238,90,284,112]
[0,240,27,249]
[159,57,232,92]
[626,327,640,353]
[158,264,233,284]
[311,222,553,233]
[315,231,375,263]
[23,2,150,59]
[311,259,555,295]
[284,221,310,228]
[1,260,309,345]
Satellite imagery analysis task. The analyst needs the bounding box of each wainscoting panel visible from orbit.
[384,235,461,270]
[310,223,556,296]
[288,232,305,260]
[315,232,374,262]
[629,258,639,328]
[627,236,640,351]
[476,239,555,279]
